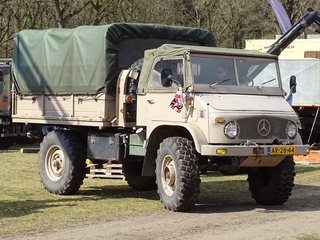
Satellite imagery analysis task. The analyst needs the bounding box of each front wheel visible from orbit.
[38,130,86,195]
[247,156,295,205]
[156,137,200,212]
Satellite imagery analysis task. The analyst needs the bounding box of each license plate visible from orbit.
[268,146,296,155]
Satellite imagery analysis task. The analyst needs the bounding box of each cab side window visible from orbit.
[149,59,184,88]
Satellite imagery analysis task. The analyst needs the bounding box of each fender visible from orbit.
[147,122,208,154]
[142,122,208,177]
[179,123,208,153]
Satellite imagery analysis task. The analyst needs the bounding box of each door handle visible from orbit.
[147,99,155,104]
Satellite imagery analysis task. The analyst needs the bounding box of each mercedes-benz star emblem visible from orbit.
[257,119,271,137]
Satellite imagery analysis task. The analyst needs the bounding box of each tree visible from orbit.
[1,0,320,57]
[51,0,91,28]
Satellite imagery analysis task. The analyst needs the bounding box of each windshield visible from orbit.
[190,55,280,91]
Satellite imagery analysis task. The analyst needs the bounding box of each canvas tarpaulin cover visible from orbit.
[12,23,216,95]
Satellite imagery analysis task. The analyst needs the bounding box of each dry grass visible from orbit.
[1,143,319,236]
[0,144,162,236]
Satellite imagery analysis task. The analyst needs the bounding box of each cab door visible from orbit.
[143,58,186,123]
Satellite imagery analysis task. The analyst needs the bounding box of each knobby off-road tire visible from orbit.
[126,59,143,122]
[129,58,143,72]
[0,137,15,150]
[15,137,36,145]
[122,161,157,191]
[247,156,295,205]
[38,130,86,195]
[156,137,200,212]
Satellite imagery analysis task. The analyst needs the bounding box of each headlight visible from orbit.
[224,122,240,139]
[286,121,297,139]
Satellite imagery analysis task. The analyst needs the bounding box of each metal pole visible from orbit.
[207,103,210,143]
[308,106,320,144]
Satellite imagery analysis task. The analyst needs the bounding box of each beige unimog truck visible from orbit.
[11,23,309,212]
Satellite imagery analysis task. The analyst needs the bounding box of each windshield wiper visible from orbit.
[258,78,276,90]
[210,79,231,88]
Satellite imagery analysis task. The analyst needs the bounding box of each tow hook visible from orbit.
[242,140,264,156]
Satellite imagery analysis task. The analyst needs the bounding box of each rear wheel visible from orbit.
[156,137,200,212]
[0,137,15,150]
[15,137,36,145]
[247,156,295,205]
[122,160,157,191]
[38,130,86,195]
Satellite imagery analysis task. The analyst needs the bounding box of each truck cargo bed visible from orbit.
[12,93,116,128]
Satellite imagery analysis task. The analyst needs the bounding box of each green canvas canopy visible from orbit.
[12,23,216,95]
[138,44,279,93]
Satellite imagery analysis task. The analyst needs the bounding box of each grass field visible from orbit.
[1,144,320,237]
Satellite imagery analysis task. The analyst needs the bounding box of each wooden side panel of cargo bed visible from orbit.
[12,94,116,127]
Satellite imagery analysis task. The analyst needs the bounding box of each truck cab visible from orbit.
[136,44,306,165]
[124,44,309,211]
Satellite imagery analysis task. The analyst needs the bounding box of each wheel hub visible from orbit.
[161,155,176,196]
[46,146,65,181]
[52,156,62,173]
[164,162,176,186]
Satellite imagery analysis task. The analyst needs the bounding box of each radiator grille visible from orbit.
[237,117,288,140]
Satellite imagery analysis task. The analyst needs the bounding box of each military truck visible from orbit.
[10,22,310,212]
[0,60,36,149]
[0,61,15,149]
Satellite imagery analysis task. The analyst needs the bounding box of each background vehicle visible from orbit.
[0,60,37,149]
[246,8,320,146]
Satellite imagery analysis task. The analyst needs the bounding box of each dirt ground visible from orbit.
[5,179,320,240]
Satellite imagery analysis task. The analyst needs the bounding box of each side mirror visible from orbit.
[289,75,296,93]
[161,68,173,87]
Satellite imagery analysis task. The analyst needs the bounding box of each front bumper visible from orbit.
[201,144,310,167]
[201,144,310,157]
